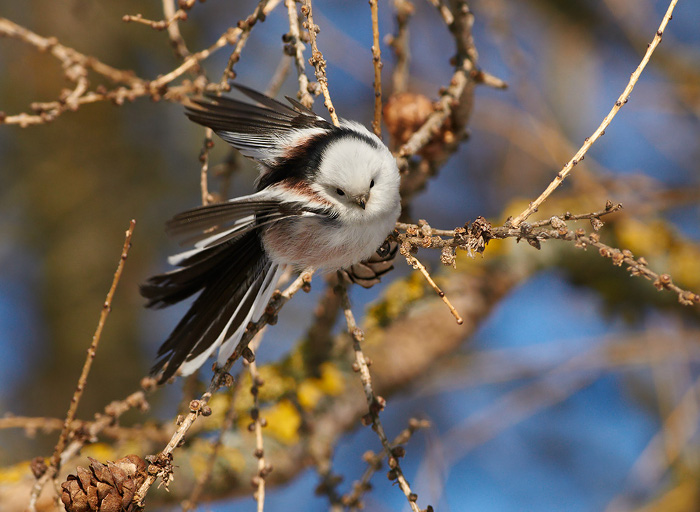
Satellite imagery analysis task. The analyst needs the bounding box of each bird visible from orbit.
[141,84,401,383]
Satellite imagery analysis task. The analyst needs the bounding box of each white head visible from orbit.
[312,123,401,223]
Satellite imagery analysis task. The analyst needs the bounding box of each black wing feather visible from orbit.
[185,86,331,139]
[166,199,290,236]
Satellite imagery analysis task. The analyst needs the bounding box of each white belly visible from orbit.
[261,213,397,271]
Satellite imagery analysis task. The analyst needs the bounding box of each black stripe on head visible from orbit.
[256,127,380,191]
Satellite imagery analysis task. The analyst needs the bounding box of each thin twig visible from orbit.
[181,386,239,511]
[28,220,137,511]
[300,0,340,126]
[396,203,700,306]
[0,17,228,125]
[401,250,464,324]
[248,352,269,512]
[337,282,424,512]
[220,0,281,85]
[161,0,193,60]
[122,10,187,31]
[285,0,314,108]
[394,0,479,167]
[387,0,414,95]
[345,418,430,511]
[199,128,215,206]
[508,0,679,227]
[134,271,312,506]
[1,0,285,127]
[369,0,383,137]
[395,66,468,165]
[24,391,148,512]
[0,17,139,84]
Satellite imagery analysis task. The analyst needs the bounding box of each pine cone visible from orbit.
[61,455,148,512]
[383,92,454,160]
[341,239,398,288]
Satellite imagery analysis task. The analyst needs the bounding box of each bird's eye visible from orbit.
[336,188,345,196]
[370,179,375,188]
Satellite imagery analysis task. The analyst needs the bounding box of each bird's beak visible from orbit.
[353,193,369,210]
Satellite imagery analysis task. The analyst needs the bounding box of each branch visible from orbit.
[300,0,340,126]
[284,0,314,108]
[247,337,272,512]
[395,203,700,307]
[343,418,430,510]
[369,0,383,137]
[133,272,312,506]
[181,387,239,512]
[508,0,680,227]
[28,220,137,511]
[219,0,282,85]
[0,0,281,127]
[337,281,424,512]
[386,0,414,95]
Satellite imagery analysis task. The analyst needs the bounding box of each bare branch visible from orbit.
[134,272,312,506]
[285,0,314,107]
[369,0,383,137]
[387,0,414,95]
[509,0,680,227]
[28,220,136,511]
[301,0,340,126]
[337,281,424,512]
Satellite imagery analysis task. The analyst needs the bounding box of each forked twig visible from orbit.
[161,0,192,60]
[344,418,430,510]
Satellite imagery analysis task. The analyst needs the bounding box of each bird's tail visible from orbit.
[141,230,283,383]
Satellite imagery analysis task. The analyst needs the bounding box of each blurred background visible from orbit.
[1,0,699,511]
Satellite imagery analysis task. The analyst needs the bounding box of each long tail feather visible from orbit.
[143,230,280,383]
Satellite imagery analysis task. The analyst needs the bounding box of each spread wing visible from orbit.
[185,84,333,164]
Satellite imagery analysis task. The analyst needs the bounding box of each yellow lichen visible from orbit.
[668,243,700,290]
[81,443,117,462]
[0,461,31,483]
[255,365,297,402]
[260,399,301,444]
[189,438,246,477]
[205,393,235,428]
[366,271,426,328]
[297,362,345,411]
[615,218,672,258]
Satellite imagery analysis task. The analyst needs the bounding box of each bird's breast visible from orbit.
[261,212,395,271]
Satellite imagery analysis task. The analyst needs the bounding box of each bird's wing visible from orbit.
[185,84,333,164]
[162,189,331,251]
[142,187,335,382]
[166,196,296,247]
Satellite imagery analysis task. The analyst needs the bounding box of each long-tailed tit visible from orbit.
[142,85,401,382]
